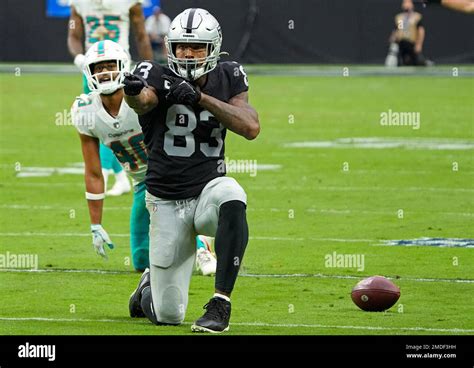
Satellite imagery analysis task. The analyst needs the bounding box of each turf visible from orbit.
[0,69,473,335]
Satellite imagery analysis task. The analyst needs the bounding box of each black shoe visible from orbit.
[129,268,150,318]
[191,297,231,333]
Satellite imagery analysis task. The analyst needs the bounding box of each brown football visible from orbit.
[351,276,400,311]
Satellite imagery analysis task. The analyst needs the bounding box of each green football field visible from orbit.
[0,67,473,335]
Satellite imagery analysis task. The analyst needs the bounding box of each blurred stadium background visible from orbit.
[1,0,473,64]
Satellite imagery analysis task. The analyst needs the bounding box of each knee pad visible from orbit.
[141,286,182,326]
[155,285,186,325]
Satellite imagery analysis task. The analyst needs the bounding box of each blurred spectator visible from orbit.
[145,6,171,63]
[388,0,427,66]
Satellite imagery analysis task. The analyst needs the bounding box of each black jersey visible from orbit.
[133,60,249,200]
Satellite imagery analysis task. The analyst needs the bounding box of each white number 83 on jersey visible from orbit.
[164,105,224,157]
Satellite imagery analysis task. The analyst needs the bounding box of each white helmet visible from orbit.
[165,8,222,81]
[83,40,130,95]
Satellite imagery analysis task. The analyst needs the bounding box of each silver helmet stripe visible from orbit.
[185,8,197,80]
[186,8,197,33]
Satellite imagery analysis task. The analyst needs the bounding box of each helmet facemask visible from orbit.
[83,40,130,95]
[166,37,221,81]
[166,8,223,81]
[86,59,126,95]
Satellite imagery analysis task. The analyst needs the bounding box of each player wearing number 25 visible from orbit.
[124,8,260,333]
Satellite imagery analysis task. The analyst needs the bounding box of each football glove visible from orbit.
[123,72,148,96]
[91,224,114,259]
[162,75,201,106]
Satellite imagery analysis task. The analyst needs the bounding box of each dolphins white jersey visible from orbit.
[71,92,147,185]
[70,0,143,54]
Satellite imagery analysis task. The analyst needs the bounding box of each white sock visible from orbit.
[214,293,230,302]
[115,170,129,185]
[101,169,111,190]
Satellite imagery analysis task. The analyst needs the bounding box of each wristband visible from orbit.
[85,192,105,200]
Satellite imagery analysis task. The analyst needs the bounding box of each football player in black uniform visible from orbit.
[124,8,260,333]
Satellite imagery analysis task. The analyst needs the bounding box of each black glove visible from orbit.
[123,72,148,96]
[162,74,201,106]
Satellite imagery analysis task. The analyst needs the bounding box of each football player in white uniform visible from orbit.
[67,0,153,197]
[71,40,216,274]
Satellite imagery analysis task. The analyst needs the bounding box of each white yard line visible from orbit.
[240,273,474,284]
[0,268,132,275]
[0,317,139,324]
[1,232,473,247]
[0,232,129,237]
[2,182,84,187]
[1,232,472,251]
[0,232,372,242]
[284,137,474,150]
[1,204,472,217]
[231,322,474,333]
[1,268,472,284]
[0,316,472,333]
[248,186,474,193]
[2,182,474,193]
[0,204,131,211]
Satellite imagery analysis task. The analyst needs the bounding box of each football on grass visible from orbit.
[351,276,400,311]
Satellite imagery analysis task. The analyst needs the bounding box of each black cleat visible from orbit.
[129,268,150,318]
[191,297,231,333]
